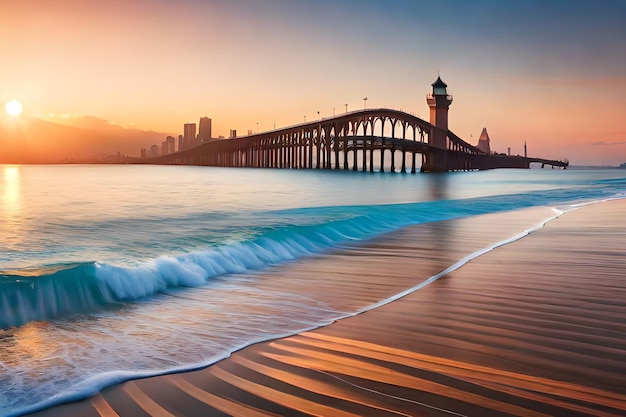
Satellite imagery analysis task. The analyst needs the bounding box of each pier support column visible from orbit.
[422,148,449,172]
[362,140,367,172]
[308,135,313,169]
[326,137,332,169]
[316,141,321,169]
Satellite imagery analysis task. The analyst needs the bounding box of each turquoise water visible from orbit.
[1,164,625,416]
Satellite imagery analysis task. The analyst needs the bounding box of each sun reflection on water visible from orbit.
[1,165,23,246]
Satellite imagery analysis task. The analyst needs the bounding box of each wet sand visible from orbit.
[26,200,626,416]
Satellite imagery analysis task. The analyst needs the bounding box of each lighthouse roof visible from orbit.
[431,76,447,89]
[431,76,449,96]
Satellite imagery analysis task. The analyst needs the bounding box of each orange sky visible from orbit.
[2,0,626,165]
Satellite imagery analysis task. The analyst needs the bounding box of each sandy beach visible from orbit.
[25,199,626,417]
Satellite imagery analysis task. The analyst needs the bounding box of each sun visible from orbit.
[5,100,23,117]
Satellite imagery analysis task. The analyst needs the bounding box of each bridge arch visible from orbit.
[143,108,567,172]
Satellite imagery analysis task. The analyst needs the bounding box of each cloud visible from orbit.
[592,141,626,146]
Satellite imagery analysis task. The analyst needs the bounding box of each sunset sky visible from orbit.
[2,0,626,165]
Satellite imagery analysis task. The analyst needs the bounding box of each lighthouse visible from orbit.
[424,76,453,171]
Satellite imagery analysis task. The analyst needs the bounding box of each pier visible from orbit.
[141,79,568,172]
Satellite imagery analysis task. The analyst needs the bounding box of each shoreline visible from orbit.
[23,199,626,416]
[4,203,560,417]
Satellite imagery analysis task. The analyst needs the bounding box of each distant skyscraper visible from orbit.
[198,117,212,143]
[178,135,183,151]
[166,136,176,154]
[230,129,237,138]
[150,144,159,157]
[140,148,147,158]
[476,127,491,154]
[183,123,196,149]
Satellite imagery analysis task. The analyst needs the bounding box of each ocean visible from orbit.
[1,164,625,417]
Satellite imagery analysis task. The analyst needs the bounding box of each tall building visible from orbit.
[183,123,196,150]
[178,135,184,152]
[476,127,491,154]
[166,136,176,154]
[150,144,159,157]
[198,117,212,143]
[230,129,237,138]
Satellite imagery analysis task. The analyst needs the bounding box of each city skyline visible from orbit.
[2,0,626,165]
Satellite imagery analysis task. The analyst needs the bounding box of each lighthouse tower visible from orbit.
[424,76,453,171]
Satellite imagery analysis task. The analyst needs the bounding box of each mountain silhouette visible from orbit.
[0,115,171,163]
